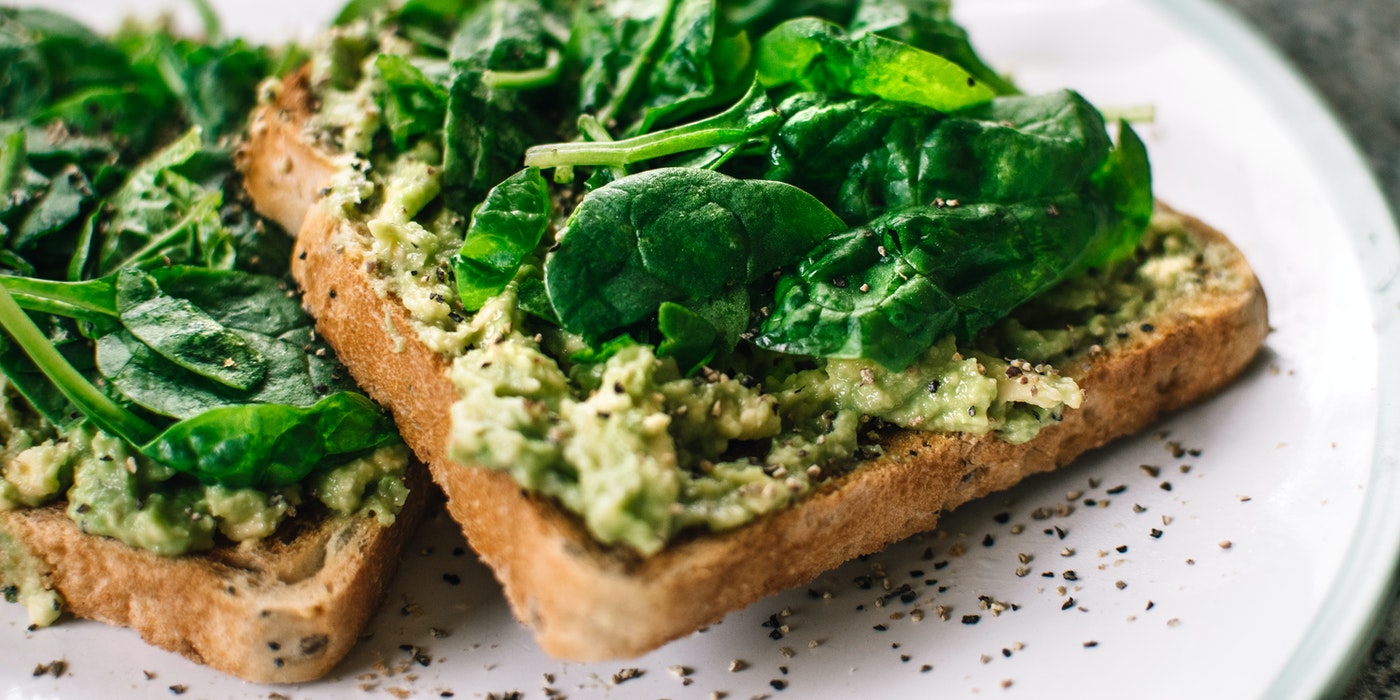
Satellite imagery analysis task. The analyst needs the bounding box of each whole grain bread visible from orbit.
[0,463,428,683]
[240,69,1269,661]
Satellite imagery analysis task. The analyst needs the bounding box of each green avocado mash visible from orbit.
[298,4,1179,555]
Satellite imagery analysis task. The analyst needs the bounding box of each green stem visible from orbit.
[525,85,779,169]
[0,277,118,323]
[0,130,25,195]
[482,48,562,89]
[0,286,157,444]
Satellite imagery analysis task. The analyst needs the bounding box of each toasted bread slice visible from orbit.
[240,69,1269,661]
[0,463,428,683]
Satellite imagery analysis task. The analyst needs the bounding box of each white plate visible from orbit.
[5,1,1399,698]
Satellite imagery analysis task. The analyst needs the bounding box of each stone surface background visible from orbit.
[1212,0,1400,696]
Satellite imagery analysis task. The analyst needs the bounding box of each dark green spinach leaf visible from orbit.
[452,167,550,311]
[543,167,844,338]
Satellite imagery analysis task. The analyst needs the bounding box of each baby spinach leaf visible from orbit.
[763,89,1113,224]
[755,189,1143,369]
[376,53,449,151]
[13,164,91,250]
[543,167,844,338]
[451,167,550,311]
[96,129,234,275]
[848,0,1017,96]
[756,17,993,112]
[442,0,556,213]
[626,0,753,135]
[570,0,676,128]
[94,326,345,419]
[115,268,266,391]
[141,391,398,489]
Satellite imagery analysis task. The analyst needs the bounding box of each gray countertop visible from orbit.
[1213,0,1400,696]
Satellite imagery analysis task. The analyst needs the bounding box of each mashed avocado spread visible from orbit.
[297,13,1199,556]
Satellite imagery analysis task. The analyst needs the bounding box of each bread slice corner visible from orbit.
[0,463,429,683]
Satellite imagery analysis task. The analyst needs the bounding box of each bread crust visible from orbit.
[0,464,429,683]
[244,70,1269,660]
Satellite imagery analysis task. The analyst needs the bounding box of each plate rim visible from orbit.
[1155,0,1400,696]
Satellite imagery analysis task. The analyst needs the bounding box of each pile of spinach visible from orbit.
[338,0,1153,374]
[0,8,397,490]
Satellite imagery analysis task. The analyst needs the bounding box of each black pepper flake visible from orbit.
[873,624,889,631]
[1107,485,1127,495]
[1160,481,1173,491]
[1063,570,1078,581]
[1140,323,1155,333]
[920,664,933,673]
[921,547,935,560]
[933,560,949,570]
[900,654,911,663]
[831,276,848,288]
[1150,528,1164,539]
[328,289,337,299]
[169,686,188,695]
[961,615,980,625]
[993,512,1011,524]
[267,641,281,651]
[854,575,874,589]
[443,573,462,585]
[771,679,788,691]
[982,534,995,547]
[769,629,784,640]
[1084,640,1099,648]
[1061,597,1076,610]
[75,503,91,514]
[1054,525,1068,540]
[1002,648,1013,658]
[1116,545,1129,553]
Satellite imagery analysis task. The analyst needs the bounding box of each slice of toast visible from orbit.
[240,69,1269,661]
[0,462,428,683]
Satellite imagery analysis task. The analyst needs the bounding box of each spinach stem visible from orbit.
[526,96,778,169]
[0,285,157,444]
[483,48,562,89]
[0,277,118,322]
[0,131,24,195]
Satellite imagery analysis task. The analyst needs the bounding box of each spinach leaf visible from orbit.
[13,164,91,250]
[524,79,779,169]
[96,129,234,275]
[848,0,1017,96]
[762,90,1113,223]
[142,391,398,489]
[756,17,994,112]
[115,268,266,391]
[375,53,449,151]
[753,198,1096,368]
[451,167,550,311]
[543,167,844,338]
[626,0,752,134]
[570,0,676,129]
[442,0,557,213]
[94,325,346,419]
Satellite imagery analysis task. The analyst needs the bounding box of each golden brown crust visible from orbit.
[244,74,1269,661]
[0,464,429,683]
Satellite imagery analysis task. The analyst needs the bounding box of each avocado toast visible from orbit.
[0,7,426,682]
[239,0,1268,661]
